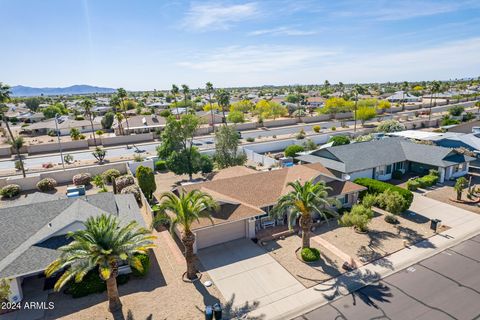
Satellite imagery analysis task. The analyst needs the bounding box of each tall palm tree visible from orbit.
[181,84,190,114]
[81,99,97,146]
[0,83,26,177]
[116,88,130,134]
[45,214,155,312]
[215,89,230,125]
[171,84,180,118]
[115,112,124,136]
[109,94,120,113]
[152,189,218,280]
[206,82,215,130]
[352,84,367,132]
[401,81,409,111]
[338,82,345,99]
[271,180,337,249]
[428,80,441,120]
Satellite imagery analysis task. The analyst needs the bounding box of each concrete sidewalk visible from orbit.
[248,194,480,319]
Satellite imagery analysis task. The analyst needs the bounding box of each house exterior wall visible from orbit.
[346,169,373,180]
[194,219,247,252]
[7,277,22,302]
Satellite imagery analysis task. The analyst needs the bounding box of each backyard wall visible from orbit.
[101,133,154,146]
[334,112,353,120]
[263,118,298,128]
[300,115,331,123]
[27,140,89,154]
[228,122,258,131]
[0,146,12,157]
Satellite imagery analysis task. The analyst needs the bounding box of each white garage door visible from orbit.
[349,168,374,180]
[196,220,246,250]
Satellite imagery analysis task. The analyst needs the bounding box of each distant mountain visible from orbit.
[10,85,116,97]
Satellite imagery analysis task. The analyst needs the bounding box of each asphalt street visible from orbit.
[0,100,476,171]
[294,234,480,320]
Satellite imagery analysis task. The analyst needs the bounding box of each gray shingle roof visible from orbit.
[0,192,144,278]
[297,138,475,173]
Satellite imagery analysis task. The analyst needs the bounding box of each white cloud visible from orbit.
[178,45,338,73]
[248,26,317,36]
[182,2,259,31]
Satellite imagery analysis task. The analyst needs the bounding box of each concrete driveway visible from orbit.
[198,239,304,308]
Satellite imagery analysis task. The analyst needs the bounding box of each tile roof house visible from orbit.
[24,116,103,136]
[297,138,474,183]
[113,114,166,135]
[177,163,366,252]
[0,192,144,303]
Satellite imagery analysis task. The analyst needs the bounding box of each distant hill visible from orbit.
[10,85,116,97]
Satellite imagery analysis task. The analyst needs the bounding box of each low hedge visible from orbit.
[66,270,129,298]
[417,174,438,188]
[155,160,167,171]
[301,247,320,262]
[0,184,21,198]
[354,178,413,211]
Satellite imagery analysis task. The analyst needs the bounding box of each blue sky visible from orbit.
[1,0,480,90]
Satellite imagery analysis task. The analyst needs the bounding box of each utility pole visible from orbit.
[55,113,65,170]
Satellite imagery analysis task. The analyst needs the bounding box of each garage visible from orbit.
[195,219,246,250]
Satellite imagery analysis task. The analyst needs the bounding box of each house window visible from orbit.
[386,165,392,174]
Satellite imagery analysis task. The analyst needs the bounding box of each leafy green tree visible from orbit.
[199,155,214,174]
[157,114,200,180]
[214,125,246,169]
[25,97,41,111]
[152,190,218,280]
[117,88,130,132]
[284,144,304,157]
[271,180,336,248]
[42,102,68,118]
[136,165,156,201]
[329,135,350,146]
[81,99,97,146]
[227,110,245,123]
[181,84,190,113]
[215,89,230,124]
[101,112,114,129]
[319,97,353,118]
[454,177,468,200]
[352,84,367,132]
[109,94,120,113]
[46,214,155,312]
[376,189,407,217]
[70,128,81,140]
[357,106,377,126]
[230,99,254,114]
[339,204,374,232]
[448,105,464,117]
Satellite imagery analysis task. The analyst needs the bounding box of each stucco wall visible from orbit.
[27,140,89,154]
[101,133,154,146]
[263,118,298,128]
[0,146,12,157]
[301,115,331,123]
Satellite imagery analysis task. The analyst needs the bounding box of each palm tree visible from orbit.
[401,81,409,110]
[115,112,124,136]
[352,84,367,132]
[81,99,97,146]
[215,89,230,125]
[338,82,345,99]
[171,84,180,118]
[428,80,441,120]
[117,88,130,133]
[270,180,337,249]
[181,84,190,114]
[152,189,218,280]
[206,82,215,129]
[45,214,155,312]
[0,83,26,177]
[109,94,120,113]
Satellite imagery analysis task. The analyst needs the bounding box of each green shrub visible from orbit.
[384,214,399,224]
[339,204,374,232]
[354,178,412,211]
[131,254,151,277]
[101,169,121,184]
[300,247,320,262]
[155,160,167,171]
[428,169,439,177]
[417,174,438,188]
[406,179,420,191]
[313,125,321,133]
[361,193,377,209]
[448,105,464,117]
[200,155,214,174]
[296,129,306,140]
[136,166,156,200]
[392,170,403,180]
[66,270,129,298]
[246,137,255,142]
[115,175,135,193]
[36,178,57,192]
[331,126,336,131]
[328,135,350,146]
[284,145,305,157]
[0,184,21,198]
[375,189,407,215]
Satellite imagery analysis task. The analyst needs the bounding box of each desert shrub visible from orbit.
[296,129,306,140]
[331,126,336,131]
[36,178,57,192]
[0,184,21,198]
[392,170,403,180]
[66,270,129,298]
[328,135,350,146]
[101,169,121,184]
[131,254,151,277]
[200,155,214,174]
[406,179,420,191]
[120,184,141,203]
[14,160,22,171]
[115,175,135,193]
[339,204,374,232]
[246,137,255,142]
[375,189,407,215]
[361,193,377,209]
[284,145,305,157]
[313,125,321,133]
[354,178,412,211]
[300,247,320,262]
[155,160,167,171]
[72,173,91,186]
[384,214,399,224]
[448,105,464,117]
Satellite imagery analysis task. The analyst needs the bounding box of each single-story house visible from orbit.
[113,114,166,135]
[23,116,103,136]
[0,192,144,303]
[178,163,366,252]
[196,111,224,125]
[386,91,421,103]
[297,138,474,183]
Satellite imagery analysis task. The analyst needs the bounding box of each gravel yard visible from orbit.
[425,185,480,214]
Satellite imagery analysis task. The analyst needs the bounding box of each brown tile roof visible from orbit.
[210,166,257,181]
[326,180,367,197]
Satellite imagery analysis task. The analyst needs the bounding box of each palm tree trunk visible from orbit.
[353,96,358,132]
[4,120,25,177]
[299,215,312,249]
[182,231,197,280]
[106,276,122,312]
[209,93,215,131]
[90,118,97,147]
